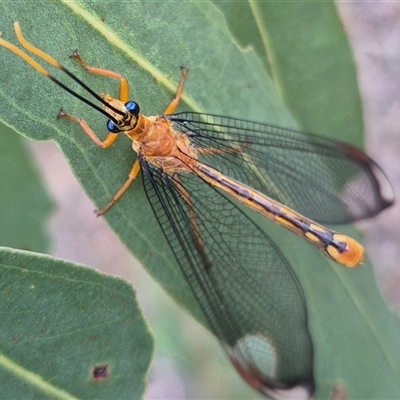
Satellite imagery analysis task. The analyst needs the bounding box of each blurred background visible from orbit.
[338,3,400,311]
[2,2,400,399]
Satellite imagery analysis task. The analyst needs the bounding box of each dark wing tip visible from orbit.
[227,341,315,400]
[337,141,395,213]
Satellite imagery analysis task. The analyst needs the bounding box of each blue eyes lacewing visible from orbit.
[0,22,393,399]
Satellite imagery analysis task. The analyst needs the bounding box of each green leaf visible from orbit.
[213,0,364,144]
[0,1,399,398]
[213,1,364,144]
[0,247,153,399]
[0,121,53,252]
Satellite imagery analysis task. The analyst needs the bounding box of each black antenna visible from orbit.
[0,23,126,125]
[57,63,126,118]
[47,74,121,123]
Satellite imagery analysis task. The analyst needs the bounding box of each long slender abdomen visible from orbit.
[192,163,363,268]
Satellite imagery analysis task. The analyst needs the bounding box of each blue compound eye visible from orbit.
[107,119,120,133]
[125,101,140,116]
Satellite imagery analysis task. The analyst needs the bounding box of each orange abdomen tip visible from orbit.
[328,234,364,268]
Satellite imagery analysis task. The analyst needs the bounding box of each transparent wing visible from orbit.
[168,113,393,224]
[140,156,315,397]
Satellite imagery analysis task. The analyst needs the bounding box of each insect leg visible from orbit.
[69,51,129,102]
[96,159,141,216]
[163,67,188,114]
[57,109,119,149]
